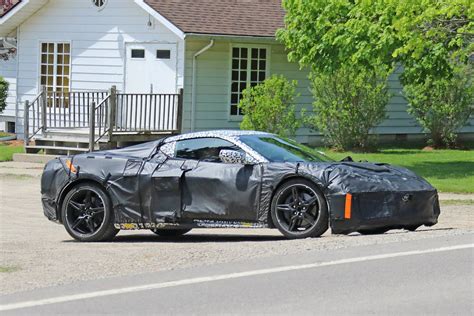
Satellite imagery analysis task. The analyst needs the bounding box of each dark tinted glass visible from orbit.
[175,138,240,162]
[239,136,334,163]
[156,50,171,59]
[131,49,145,58]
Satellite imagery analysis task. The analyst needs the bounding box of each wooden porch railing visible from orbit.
[24,86,184,152]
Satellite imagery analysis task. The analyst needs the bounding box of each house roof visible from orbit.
[144,0,285,37]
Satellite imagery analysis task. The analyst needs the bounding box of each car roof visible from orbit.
[164,130,273,142]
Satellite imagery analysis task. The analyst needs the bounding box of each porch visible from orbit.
[24,86,183,155]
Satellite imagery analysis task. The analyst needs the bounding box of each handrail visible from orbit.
[24,90,45,146]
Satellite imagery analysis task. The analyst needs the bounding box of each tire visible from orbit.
[405,225,421,232]
[357,228,389,235]
[62,183,119,242]
[271,179,328,239]
[151,228,192,237]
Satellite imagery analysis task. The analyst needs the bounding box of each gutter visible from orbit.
[190,39,214,131]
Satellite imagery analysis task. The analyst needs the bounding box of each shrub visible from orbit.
[307,67,389,151]
[0,76,9,114]
[239,75,301,137]
[403,64,474,148]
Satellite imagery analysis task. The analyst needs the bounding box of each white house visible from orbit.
[0,0,473,153]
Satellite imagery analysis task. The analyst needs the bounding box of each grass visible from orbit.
[320,148,474,193]
[0,266,19,273]
[0,132,13,137]
[440,199,474,206]
[0,142,24,162]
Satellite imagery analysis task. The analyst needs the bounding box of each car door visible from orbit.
[175,137,262,221]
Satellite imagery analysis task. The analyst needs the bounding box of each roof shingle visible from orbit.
[144,0,284,37]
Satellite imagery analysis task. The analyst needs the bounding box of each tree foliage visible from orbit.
[0,76,9,114]
[278,0,473,147]
[404,64,474,148]
[239,75,301,137]
[307,67,389,151]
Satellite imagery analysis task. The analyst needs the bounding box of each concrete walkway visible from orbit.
[0,161,472,200]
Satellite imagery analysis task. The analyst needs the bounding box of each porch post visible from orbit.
[24,100,29,147]
[177,88,184,133]
[89,102,96,152]
[41,85,47,132]
[107,85,117,141]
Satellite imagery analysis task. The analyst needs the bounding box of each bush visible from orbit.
[239,75,301,137]
[403,65,474,148]
[307,67,389,151]
[0,76,9,114]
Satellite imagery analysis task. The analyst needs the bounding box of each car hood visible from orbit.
[298,161,435,194]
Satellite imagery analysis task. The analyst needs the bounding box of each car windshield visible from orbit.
[238,135,334,163]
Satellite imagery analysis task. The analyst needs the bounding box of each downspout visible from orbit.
[191,39,214,131]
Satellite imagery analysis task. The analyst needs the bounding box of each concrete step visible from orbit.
[25,145,91,156]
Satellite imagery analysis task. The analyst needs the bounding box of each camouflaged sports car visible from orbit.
[41,130,440,242]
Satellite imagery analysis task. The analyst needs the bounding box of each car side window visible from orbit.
[175,137,240,162]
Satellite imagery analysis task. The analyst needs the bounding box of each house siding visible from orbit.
[14,0,184,138]
[0,55,17,125]
[185,38,474,142]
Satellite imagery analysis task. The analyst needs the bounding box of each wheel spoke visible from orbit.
[277,204,293,213]
[302,196,318,208]
[71,216,85,229]
[288,215,299,231]
[90,207,104,214]
[69,200,84,213]
[303,212,315,226]
[85,218,95,233]
[291,186,299,203]
[84,191,92,207]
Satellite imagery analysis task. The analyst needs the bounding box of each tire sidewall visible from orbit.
[62,183,115,242]
[271,179,329,239]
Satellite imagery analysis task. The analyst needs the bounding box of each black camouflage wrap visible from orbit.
[41,131,440,234]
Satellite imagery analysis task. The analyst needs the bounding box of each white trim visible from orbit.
[228,43,271,121]
[0,0,30,25]
[134,0,184,40]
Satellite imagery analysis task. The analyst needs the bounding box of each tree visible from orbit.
[0,77,9,114]
[238,75,301,137]
[403,64,474,148]
[307,67,389,151]
[278,0,473,147]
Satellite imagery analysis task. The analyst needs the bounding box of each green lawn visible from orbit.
[321,148,474,193]
[0,143,24,162]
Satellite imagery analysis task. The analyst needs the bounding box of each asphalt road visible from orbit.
[1,233,473,315]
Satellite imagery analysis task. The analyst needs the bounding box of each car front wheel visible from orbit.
[62,183,119,242]
[271,179,329,239]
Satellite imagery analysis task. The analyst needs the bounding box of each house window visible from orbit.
[40,42,71,107]
[156,50,171,59]
[131,49,145,59]
[230,46,267,116]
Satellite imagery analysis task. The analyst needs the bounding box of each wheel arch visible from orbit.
[266,174,328,228]
[56,178,108,223]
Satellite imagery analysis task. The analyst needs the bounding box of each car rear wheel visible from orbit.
[62,183,119,242]
[151,228,192,237]
[271,179,328,239]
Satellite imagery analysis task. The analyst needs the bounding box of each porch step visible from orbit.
[25,145,90,156]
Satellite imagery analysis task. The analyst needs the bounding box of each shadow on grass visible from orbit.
[408,161,474,179]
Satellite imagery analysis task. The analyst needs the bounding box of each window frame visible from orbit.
[38,41,72,107]
[228,44,271,121]
[173,137,243,162]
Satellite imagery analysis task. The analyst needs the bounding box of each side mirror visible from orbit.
[219,149,252,164]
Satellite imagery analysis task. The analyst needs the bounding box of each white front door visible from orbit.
[125,43,177,93]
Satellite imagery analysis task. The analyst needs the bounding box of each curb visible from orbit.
[12,153,58,164]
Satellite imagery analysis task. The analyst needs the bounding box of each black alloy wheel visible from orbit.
[271,179,328,239]
[62,183,118,242]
